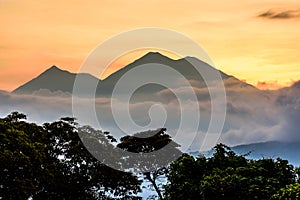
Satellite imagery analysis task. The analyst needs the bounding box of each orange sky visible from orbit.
[1,0,300,91]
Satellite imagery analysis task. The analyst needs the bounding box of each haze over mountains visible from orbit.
[1,52,299,163]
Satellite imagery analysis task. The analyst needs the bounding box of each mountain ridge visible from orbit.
[189,140,300,166]
[13,65,99,94]
[12,52,254,96]
[11,53,300,95]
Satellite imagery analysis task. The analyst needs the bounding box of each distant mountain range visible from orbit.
[13,52,257,96]
[5,52,300,165]
[233,141,300,165]
[190,141,300,166]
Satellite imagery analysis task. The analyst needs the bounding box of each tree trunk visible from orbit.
[144,172,163,200]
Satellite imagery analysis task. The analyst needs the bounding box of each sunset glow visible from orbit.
[1,0,300,91]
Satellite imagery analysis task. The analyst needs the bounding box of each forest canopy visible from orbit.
[0,112,299,200]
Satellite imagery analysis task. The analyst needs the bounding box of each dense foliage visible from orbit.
[0,112,141,200]
[117,128,181,199]
[164,144,298,200]
[271,183,300,199]
[1,112,299,200]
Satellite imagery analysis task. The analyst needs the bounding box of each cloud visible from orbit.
[32,89,72,97]
[257,81,283,90]
[272,86,300,142]
[0,91,73,124]
[256,80,298,90]
[0,83,299,151]
[258,9,300,19]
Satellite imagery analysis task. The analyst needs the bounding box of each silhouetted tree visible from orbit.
[0,112,141,199]
[164,143,296,200]
[117,128,181,200]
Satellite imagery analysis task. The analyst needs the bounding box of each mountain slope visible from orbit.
[232,141,300,166]
[13,53,258,97]
[13,66,100,95]
[190,141,300,166]
[97,52,235,96]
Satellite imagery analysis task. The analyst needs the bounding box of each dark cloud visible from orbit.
[258,10,300,19]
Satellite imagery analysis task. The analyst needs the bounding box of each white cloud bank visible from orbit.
[0,84,299,151]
